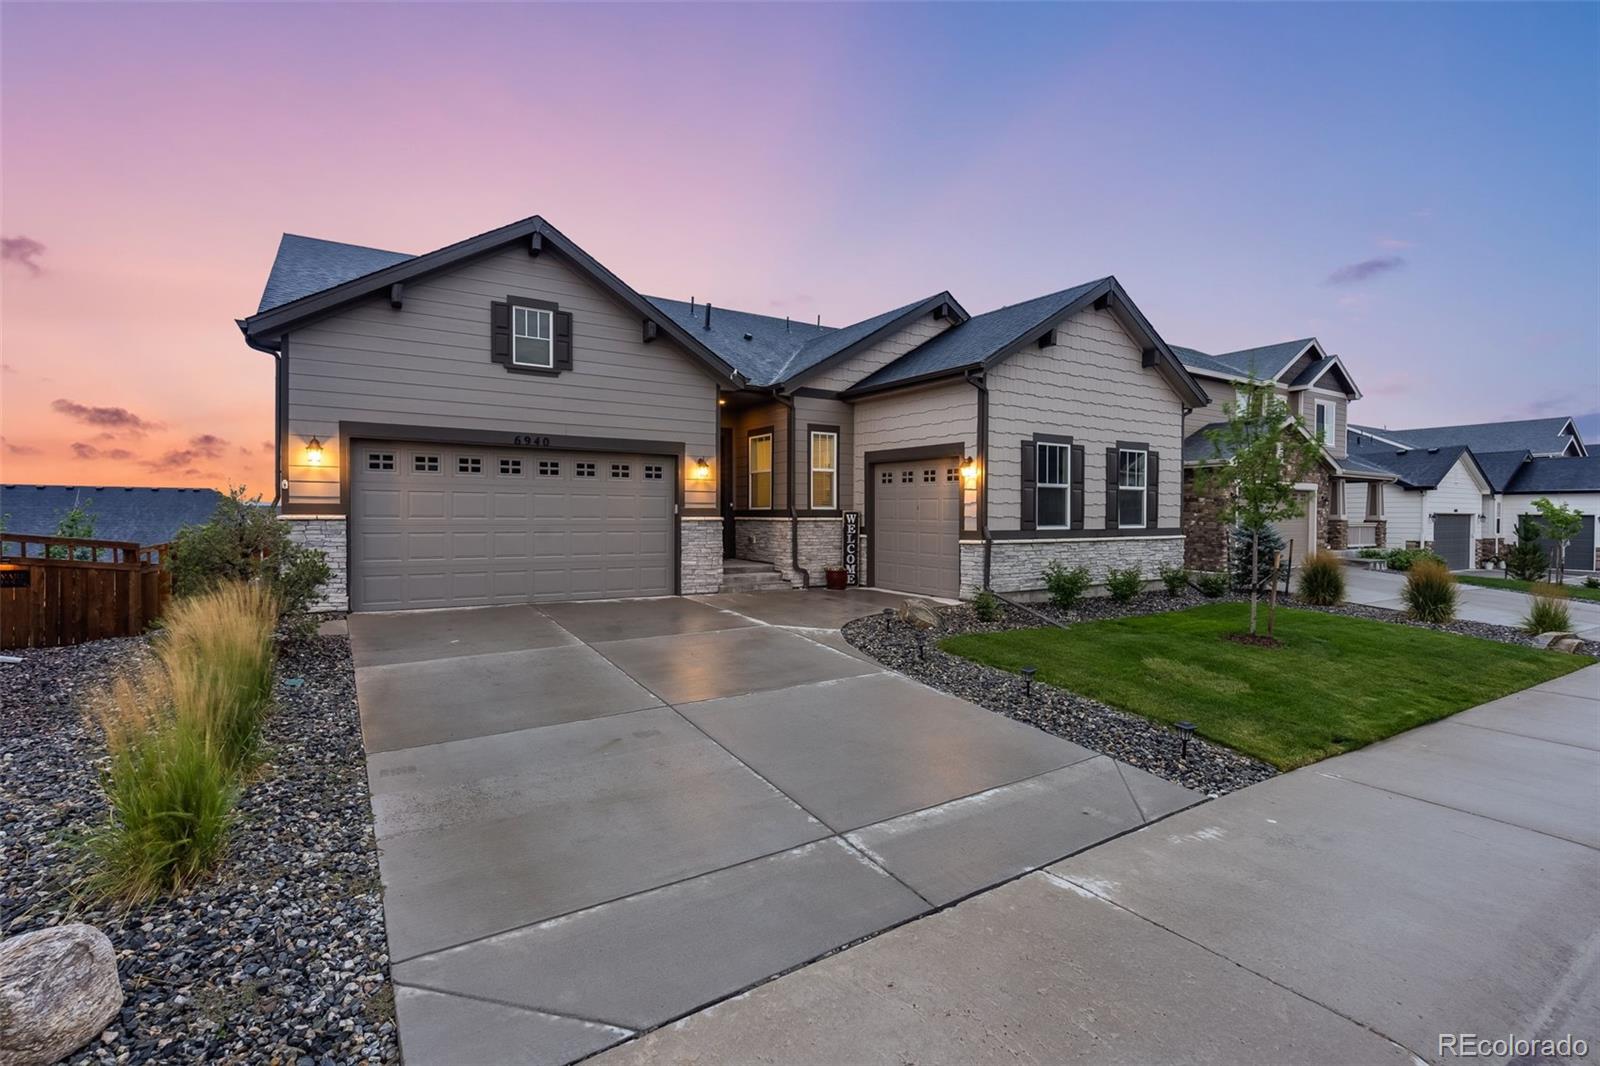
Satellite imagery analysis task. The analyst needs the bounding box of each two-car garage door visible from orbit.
[351,441,673,611]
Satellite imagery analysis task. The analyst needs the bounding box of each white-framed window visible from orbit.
[538,460,561,477]
[749,433,773,509]
[1036,442,1070,528]
[413,453,440,473]
[367,451,395,471]
[511,305,554,368]
[498,457,522,476]
[574,461,596,478]
[880,470,893,485]
[810,431,837,510]
[457,456,482,474]
[611,463,631,479]
[644,464,664,480]
[1314,400,1334,444]
[1118,448,1148,529]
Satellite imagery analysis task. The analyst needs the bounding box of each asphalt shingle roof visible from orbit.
[0,486,223,546]
[645,297,832,386]
[1470,449,1533,494]
[1504,454,1600,494]
[1172,339,1313,382]
[849,280,1106,393]
[775,296,947,384]
[1346,445,1476,490]
[1335,452,1397,478]
[1347,417,1579,457]
[1182,422,1233,463]
[257,234,413,314]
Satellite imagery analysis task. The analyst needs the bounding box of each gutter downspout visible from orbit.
[777,389,810,589]
[242,327,286,508]
[968,369,991,591]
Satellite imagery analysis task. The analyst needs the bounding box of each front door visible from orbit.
[719,426,737,559]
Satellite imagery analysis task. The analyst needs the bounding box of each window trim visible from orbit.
[809,428,838,511]
[1036,441,1071,530]
[1314,399,1334,444]
[748,429,774,511]
[1117,447,1148,530]
[511,304,555,369]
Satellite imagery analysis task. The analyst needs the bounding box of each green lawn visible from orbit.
[1457,575,1600,602]
[940,603,1591,770]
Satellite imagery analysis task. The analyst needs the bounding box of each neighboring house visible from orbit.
[1340,446,1493,569]
[1172,338,1395,570]
[1347,419,1596,569]
[0,485,222,546]
[237,214,1207,612]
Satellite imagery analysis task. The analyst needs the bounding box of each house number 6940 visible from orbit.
[512,435,551,447]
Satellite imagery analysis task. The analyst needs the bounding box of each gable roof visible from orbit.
[1503,454,1600,495]
[1347,444,1488,491]
[1172,338,1318,383]
[778,293,966,388]
[1181,421,1394,481]
[1347,417,1584,458]
[1285,355,1362,397]
[258,234,413,314]
[844,277,1208,407]
[0,485,223,546]
[1471,449,1533,494]
[240,216,741,384]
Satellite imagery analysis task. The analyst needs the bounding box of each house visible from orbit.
[1346,420,1597,570]
[237,215,1207,612]
[1172,338,1395,571]
[0,485,222,546]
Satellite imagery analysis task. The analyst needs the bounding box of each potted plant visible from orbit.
[823,566,848,590]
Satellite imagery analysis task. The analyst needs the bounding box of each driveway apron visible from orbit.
[350,591,1203,1065]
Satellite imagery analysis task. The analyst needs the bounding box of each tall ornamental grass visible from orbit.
[1296,551,1346,606]
[1523,583,1572,635]
[82,581,278,901]
[1401,560,1458,624]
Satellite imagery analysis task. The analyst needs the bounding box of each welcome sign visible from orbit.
[843,512,859,586]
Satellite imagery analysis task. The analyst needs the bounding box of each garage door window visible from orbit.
[539,460,561,476]
[810,431,837,510]
[499,458,522,476]
[368,451,395,471]
[611,463,631,478]
[1037,443,1070,528]
[749,433,773,509]
[457,456,482,474]
[413,454,440,473]
[644,464,664,480]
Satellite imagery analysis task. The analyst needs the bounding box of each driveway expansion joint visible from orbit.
[1314,770,1600,851]
[395,979,636,1037]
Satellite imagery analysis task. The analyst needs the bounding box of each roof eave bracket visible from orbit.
[389,282,404,310]
[528,233,544,257]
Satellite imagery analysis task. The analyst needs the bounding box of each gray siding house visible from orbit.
[240,215,1206,611]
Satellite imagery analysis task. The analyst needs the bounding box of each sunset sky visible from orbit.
[2,2,1596,497]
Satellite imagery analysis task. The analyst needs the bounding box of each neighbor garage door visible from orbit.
[872,458,961,598]
[351,442,673,611]
[1270,490,1314,560]
[1433,513,1473,570]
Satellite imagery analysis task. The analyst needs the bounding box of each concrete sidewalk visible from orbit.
[596,664,1600,1065]
[1344,565,1600,638]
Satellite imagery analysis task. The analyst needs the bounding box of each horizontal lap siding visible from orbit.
[1299,391,1348,457]
[1427,459,1485,543]
[987,308,1184,530]
[1382,485,1423,545]
[801,315,952,393]
[730,401,787,512]
[794,394,853,511]
[284,246,718,510]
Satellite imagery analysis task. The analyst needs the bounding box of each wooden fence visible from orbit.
[0,534,172,650]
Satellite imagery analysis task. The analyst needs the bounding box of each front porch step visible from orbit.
[718,558,794,593]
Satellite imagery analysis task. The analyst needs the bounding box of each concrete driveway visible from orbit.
[1344,565,1600,638]
[349,590,1200,1065]
[596,663,1600,1066]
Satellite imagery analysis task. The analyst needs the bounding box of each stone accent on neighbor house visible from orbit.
[1371,519,1387,549]
[1304,462,1334,561]
[281,515,348,611]
[680,518,723,595]
[1325,517,1348,551]
[986,536,1185,602]
[1182,468,1229,572]
[1475,537,1500,569]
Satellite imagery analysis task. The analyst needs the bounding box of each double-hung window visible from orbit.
[1036,442,1070,528]
[1314,400,1333,444]
[749,433,773,510]
[512,305,554,369]
[810,431,837,510]
[1117,449,1147,529]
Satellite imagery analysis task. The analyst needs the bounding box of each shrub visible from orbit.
[170,488,331,636]
[1385,547,1444,572]
[1159,565,1190,597]
[1105,566,1144,604]
[1042,562,1092,609]
[1401,559,1457,623]
[158,582,278,771]
[1196,572,1229,598]
[84,667,238,902]
[1504,525,1550,582]
[972,589,1002,623]
[1356,547,1385,560]
[1585,576,1600,590]
[1230,524,1285,591]
[1297,550,1345,606]
[1523,583,1571,634]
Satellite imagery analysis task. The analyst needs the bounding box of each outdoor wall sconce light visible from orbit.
[960,456,979,486]
[692,457,712,480]
[305,437,324,466]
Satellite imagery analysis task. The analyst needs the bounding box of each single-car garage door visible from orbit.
[351,442,674,611]
[1270,490,1315,561]
[1433,513,1473,570]
[872,459,961,598]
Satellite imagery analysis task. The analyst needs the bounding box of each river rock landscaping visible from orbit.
[0,633,397,1065]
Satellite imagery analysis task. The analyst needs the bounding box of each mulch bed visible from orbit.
[0,634,398,1065]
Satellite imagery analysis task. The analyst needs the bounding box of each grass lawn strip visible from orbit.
[940,603,1591,771]
[1457,575,1600,603]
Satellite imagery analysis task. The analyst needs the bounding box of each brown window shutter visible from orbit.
[490,300,510,365]
[1146,451,1159,528]
[553,311,574,371]
[1070,444,1085,530]
[1105,447,1119,529]
[1020,442,1037,531]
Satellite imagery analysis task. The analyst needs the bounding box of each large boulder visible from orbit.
[899,599,940,630]
[0,924,122,1066]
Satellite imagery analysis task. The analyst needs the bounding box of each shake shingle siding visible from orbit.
[851,381,977,521]
[284,245,719,510]
[794,393,854,511]
[801,314,952,394]
[986,308,1183,530]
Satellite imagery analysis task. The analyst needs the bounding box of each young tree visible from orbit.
[49,498,97,560]
[1529,497,1582,582]
[1197,379,1324,636]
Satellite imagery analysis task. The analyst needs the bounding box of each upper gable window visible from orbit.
[1314,400,1334,444]
[512,306,554,369]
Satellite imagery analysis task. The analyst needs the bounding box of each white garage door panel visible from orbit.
[352,442,674,611]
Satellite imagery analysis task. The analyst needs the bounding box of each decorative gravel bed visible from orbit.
[0,634,397,1065]
[844,602,1278,796]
